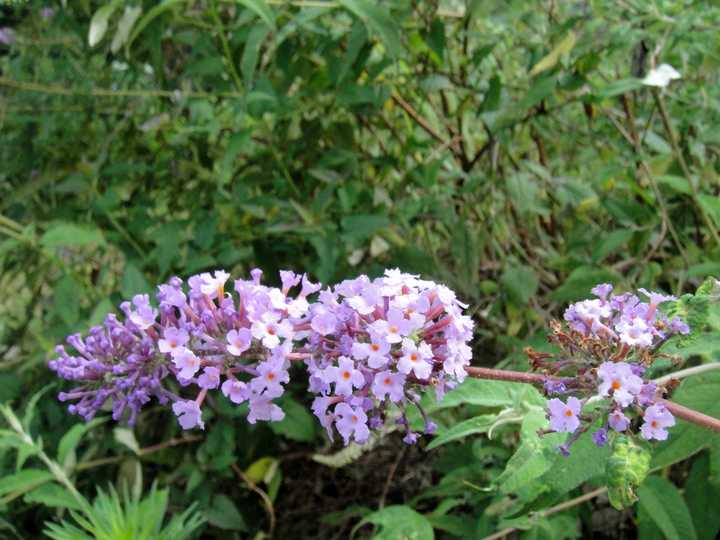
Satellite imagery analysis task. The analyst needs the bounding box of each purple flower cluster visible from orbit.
[50,269,320,430]
[563,284,688,348]
[538,284,687,453]
[305,270,474,445]
[49,268,474,445]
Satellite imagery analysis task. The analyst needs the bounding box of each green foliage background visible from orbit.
[1,0,720,538]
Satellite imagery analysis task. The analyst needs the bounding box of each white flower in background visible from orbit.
[642,64,681,88]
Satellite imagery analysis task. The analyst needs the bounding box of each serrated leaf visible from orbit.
[605,435,651,510]
[433,378,541,411]
[637,476,697,540]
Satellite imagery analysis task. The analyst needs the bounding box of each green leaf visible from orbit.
[0,470,53,497]
[121,262,151,297]
[551,266,619,302]
[341,214,391,243]
[114,428,141,455]
[355,505,434,540]
[592,78,643,98]
[427,414,497,450]
[684,452,720,540]
[529,31,577,77]
[241,24,272,88]
[433,379,539,410]
[501,265,539,304]
[269,397,317,442]
[637,476,697,540]
[605,435,651,510]
[698,194,720,229]
[55,275,83,326]
[24,483,85,511]
[111,6,142,53]
[338,0,403,58]
[88,0,124,47]
[57,418,105,469]
[41,223,105,249]
[204,495,248,531]
[127,0,187,50]
[592,229,633,263]
[232,0,276,30]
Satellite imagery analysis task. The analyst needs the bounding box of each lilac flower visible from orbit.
[247,394,285,423]
[226,328,252,356]
[351,334,391,369]
[544,379,567,395]
[199,270,230,298]
[334,403,370,444]
[123,294,158,330]
[158,326,189,355]
[616,317,654,348]
[328,357,365,396]
[172,400,204,430]
[403,432,419,445]
[591,283,613,300]
[41,7,56,20]
[547,397,582,433]
[640,404,675,440]
[310,308,337,336]
[251,312,292,349]
[172,348,201,379]
[197,367,221,390]
[157,282,186,307]
[669,317,690,335]
[0,28,16,46]
[371,308,413,344]
[608,410,630,432]
[221,379,249,404]
[397,339,433,380]
[592,428,608,447]
[637,382,657,407]
[597,362,643,407]
[251,357,289,398]
[371,370,406,402]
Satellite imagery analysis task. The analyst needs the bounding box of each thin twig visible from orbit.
[378,446,405,510]
[231,463,277,538]
[653,362,720,385]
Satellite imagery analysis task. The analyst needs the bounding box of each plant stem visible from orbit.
[465,366,720,433]
[653,362,720,385]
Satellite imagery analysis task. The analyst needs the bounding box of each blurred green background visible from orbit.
[1,0,720,538]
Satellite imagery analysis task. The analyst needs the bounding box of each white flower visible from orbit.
[642,64,681,88]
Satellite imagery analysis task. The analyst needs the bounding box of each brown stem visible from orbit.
[658,399,720,433]
[465,367,720,433]
[231,463,276,538]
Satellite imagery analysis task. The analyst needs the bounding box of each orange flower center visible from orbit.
[267,327,276,335]
[170,341,177,348]
[389,325,399,334]
[371,344,380,352]
[564,410,573,417]
[351,415,358,422]
[611,380,621,390]
[651,420,658,428]
[267,373,275,381]
[342,371,351,380]
[410,353,418,361]
[384,378,392,385]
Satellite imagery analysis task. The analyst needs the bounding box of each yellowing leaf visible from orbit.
[529,31,577,77]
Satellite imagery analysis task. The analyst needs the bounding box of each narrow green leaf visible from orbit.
[0,470,53,497]
[427,414,497,450]
[88,0,124,47]
[684,453,720,540]
[232,0,276,30]
[241,24,272,88]
[24,483,85,511]
[41,223,105,249]
[127,0,187,51]
[57,418,105,469]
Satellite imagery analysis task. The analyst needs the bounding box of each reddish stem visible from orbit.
[465,366,720,433]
